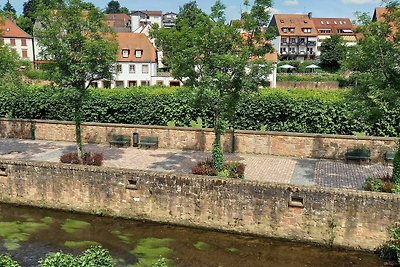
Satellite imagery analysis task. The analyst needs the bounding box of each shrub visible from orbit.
[0,255,20,267]
[393,147,400,184]
[60,152,103,166]
[192,160,245,179]
[364,173,396,193]
[1,85,399,137]
[380,223,400,264]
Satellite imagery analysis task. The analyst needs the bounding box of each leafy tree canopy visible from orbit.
[34,0,118,157]
[105,0,129,14]
[320,35,347,71]
[151,0,275,170]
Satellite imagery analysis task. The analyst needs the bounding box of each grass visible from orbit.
[111,230,134,244]
[64,240,100,249]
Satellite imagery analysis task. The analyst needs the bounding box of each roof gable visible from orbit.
[0,18,32,39]
[116,33,157,62]
[271,14,317,36]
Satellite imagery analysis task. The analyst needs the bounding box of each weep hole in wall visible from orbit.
[126,178,138,190]
[0,166,7,177]
[288,189,305,208]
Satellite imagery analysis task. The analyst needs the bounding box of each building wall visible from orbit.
[112,62,157,88]
[0,159,398,251]
[2,37,34,61]
[0,119,396,161]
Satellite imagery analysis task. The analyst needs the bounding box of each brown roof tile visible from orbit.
[116,32,157,62]
[132,10,162,17]
[0,18,32,39]
[270,14,317,36]
[373,7,387,22]
[312,18,355,35]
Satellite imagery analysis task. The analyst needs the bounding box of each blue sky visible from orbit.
[3,0,383,21]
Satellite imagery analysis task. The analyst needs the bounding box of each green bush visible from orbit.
[0,255,20,267]
[23,69,50,80]
[0,85,399,137]
[380,223,400,264]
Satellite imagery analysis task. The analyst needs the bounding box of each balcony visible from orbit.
[307,41,316,46]
[298,41,306,46]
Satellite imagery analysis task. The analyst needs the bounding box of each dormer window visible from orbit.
[303,28,311,33]
[321,21,324,24]
[326,21,330,25]
[6,27,10,32]
[282,28,288,33]
[289,28,295,33]
[135,50,143,58]
[280,19,284,23]
[122,49,130,58]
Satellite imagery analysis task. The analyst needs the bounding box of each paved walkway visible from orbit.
[0,139,393,190]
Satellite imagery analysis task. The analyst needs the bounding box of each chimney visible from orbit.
[308,12,312,19]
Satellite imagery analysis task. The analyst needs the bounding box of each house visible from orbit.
[312,18,357,57]
[268,13,318,61]
[105,13,131,32]
[0,18,35,62]
[372,7,388,22]
[162,12,177,29]
[130,10,163,33]
[92,32,181,88]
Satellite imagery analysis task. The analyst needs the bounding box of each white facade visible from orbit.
[2,37,34,62]
[131,12,162,32]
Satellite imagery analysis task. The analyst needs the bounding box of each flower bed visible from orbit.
[60,152,103,166]
[192,159,245,179]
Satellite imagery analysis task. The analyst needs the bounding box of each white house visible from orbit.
[0,18,35,62]
[130,10,163,33]
[92,32,181,88]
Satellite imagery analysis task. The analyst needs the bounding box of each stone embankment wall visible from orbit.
[0,118,396,161]
[276,81,339,89]
[0,159,398,251]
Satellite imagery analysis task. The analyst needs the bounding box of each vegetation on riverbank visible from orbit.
[0,246,168,267]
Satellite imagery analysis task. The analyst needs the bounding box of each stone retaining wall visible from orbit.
[0,118,397,161]
[277,81,340,89]
[0,159,398,251]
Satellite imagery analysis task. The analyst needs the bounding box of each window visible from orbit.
[135,50,143,58]
[339,21,343,24]
[142,64,149,74]
[122,49,130,58]
[302,28,311,33]
[321,21,324,24]
[21,39,27,46]
[282,28,288,33]
[128,81,137,87]
[116,81,124,88]
[129,64,135,73]
[156,80,164,86]
[22,49,28,59]
[103,81,111,88]
[169,81,180,87]
[116,64,122,73]
[90,81,99,88]
[141,80,150,86]
[326,21,330,25]
[280,19,284,23]
[281,38,287,43]
[0,38,4,45]
[10,39,16,46]
[289,28,295,33]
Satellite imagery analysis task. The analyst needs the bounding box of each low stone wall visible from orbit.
[0,118,397,161]
[0,159,398,251]
[277,81,340,89]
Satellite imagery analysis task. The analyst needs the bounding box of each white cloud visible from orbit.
[283,0,299,6]
[267,7,280,15]
[341,0,380,4]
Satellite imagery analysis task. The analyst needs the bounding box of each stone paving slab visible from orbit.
[0,139,394,190]
[315,160,393,189]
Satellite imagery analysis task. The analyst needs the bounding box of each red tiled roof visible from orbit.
[271,14,317,36]
[312,18,355,35]
[373,7,387,22]
[116,32,157,62]
[0,18,32,38]
[105,13,131,28]
[131,10,162,16]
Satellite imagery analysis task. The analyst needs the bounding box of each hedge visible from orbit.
[0,85,399,137]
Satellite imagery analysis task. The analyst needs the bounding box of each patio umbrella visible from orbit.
[279,64,295,73]
[305,64,320,73]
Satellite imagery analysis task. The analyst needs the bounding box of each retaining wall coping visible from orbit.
[1,159,399,201]
[1,118,397,142]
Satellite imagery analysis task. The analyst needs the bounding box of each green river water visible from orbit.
[0,203,386,267]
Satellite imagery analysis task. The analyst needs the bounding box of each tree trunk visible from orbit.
[212,109,224,172]
[74,85,86,160]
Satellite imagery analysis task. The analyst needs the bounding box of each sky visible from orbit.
[2,0,384,21]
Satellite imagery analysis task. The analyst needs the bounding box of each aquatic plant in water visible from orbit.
[61,219,90,234]
[0,220,50,251]
[111,230,134,244]
[130,237,173,267]
[193,241,210,251]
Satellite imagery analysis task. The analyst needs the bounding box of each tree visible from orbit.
[151,0,274,171]
[320,35,347,71]
[35,0,118,158]
[3,0,16,16]
[104,0,128,14]
[344,0,400,181]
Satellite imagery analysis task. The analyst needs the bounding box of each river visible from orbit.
[0,203,385,267]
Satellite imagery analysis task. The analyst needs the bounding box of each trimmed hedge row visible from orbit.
[0,86,399,137]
